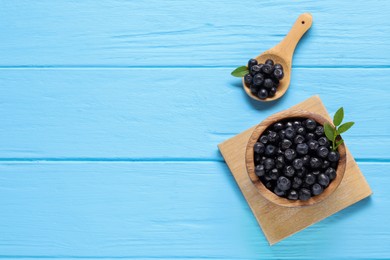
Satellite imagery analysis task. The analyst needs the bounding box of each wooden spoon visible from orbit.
[243,13,313,102]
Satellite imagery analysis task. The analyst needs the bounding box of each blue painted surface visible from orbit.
[0,1,389,259]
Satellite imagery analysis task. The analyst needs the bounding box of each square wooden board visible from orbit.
[218,95,372,245]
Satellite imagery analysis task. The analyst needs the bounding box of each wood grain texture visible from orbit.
[0,68,389,160]
[0,161,387,259]
[0,0,389,67]
[219,96,372,244]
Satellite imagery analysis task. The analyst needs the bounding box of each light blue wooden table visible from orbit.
[0,1,389,259]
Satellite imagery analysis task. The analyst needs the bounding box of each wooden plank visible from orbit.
[0,161,387,258]
[218,96,372,244]
[0,1,389,67]
[0,68,388,159]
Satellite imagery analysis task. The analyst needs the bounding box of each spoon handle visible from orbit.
[273,13,313,61]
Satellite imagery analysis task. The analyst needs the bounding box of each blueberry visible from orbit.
[281,139,293,150]
[312,170,321,177]
[260,135,268,144]
[272,77,279,87]
[279,130,286,139]
[244,73,253,84]
[315,126,324,136]
[255,164,265,177]
[265,59,274,66]
[293,121,302,128]
[317,146,329,158]
[254,142,265,154]
[293,158,304,170]
[322,160,330,169]
[296,143,309,155]
[310,157,322,169]
[254,153,261,162]
[292,177,303,189]
[248,58,258,69]
[299,188,311,201]
[312,183,324,196]
[274,122,284,131]
[273,68,284,80]
[325,167,337,180]
[262,64,273,74]
[287,190,299,200]
[265,181,273,190]
[264,158,275,170]
[296,167,307,178]
[285,127,296,140]
[258,88,268,99]
[277,176,291,191]
[253,73,264,86]
[318,137,330,147]
[268,131,279,143]
[250,64,262,75]
[306,133,316,140]
[269,168,279,180]
[296,126,306,136]
[269,86,277,97]
[264,175,272,181]
[250,85,259,95]
[328,151,340,162]
[274,187,286,197]
[285,121,293,128]
[284,148,297,161]
[318,173,330,186]
[305,173,316,185]
[274,63,283,70]
[277,148,284,155]
[308,140,319,151]
[294,135,305,144]
[265,144,277,156]
[275,155,285,169]
[302,155,311,166]
[284,165,295,177]
[304,119,317,130]
[263,78,274,89]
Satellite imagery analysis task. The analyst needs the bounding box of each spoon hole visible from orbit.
[301,21,305,24]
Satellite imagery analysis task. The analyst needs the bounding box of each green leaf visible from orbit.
[335,139,344,149]
[338,121,355,134]
[231,66,249,77]
[324,123,335,141]
[333,107,344,126]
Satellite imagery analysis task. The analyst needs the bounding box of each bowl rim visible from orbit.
[245,109,347,207]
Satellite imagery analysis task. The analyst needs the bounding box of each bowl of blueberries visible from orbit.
[245,110,346,207]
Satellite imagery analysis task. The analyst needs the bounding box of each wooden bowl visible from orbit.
[245,110,347,207]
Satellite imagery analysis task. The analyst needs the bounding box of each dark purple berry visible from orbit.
[315,126,324,136]
[273,68,284,80]
[325,167,337,180]
[254,142,265,154]
[299,188,311,201]
[281,139,293,150]
[296,143,309,155]
[317,146,329,158]
[265,144,277,156]
[274,187,286,197]
[277,176,291,191]
[308,140,319,151]
[292,177,303,189]
[304,118,317,130]
[285,148,297,161]
[263,78,274,89]
[279,130,286,139]
[244,73,253,84]
[269,168,279,180]
[275,155,285,169]
[265,59,274,66]
[310,157,322,169]
[296,126,306,135]
[296,167,307,178]
[293,121,302,128]
[328,151,340,162]
[260,135,268,144]
[322,160,330,169]
[293,158,304,170]
[274,122,284,131]
[258,88,268,99]
[302,155,311,166]
[294,135,305,144]
[312,183,323,196]
[269,86,277,97]
[312,170,321,177]
[318,137,330,147]
[318,173,330,186]
[268,131,279,143]
[265,181,273,190]
[285,127,296,140]
[306,133,316,140]
[264,158,275,170]
[285,121,293,128]
[248,59,258,69]
[287,190,299,200]
[284,165,295,177]
[250,85,259,94]
[250,64,261,75]
[305,173,316,185]
[262,64,273,74]
[253,73,264,86]
[255,164,265,177]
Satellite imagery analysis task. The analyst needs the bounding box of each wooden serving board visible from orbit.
[218,95,372,245]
